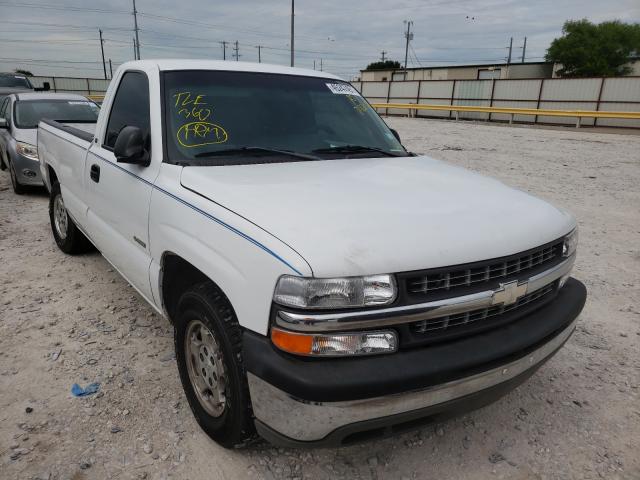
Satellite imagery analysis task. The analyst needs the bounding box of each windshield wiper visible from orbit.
[195,146,320,161]
[312,145,403,157]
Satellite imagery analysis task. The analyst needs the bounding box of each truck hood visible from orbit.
[180,156,575,277]
[16,123,95,146]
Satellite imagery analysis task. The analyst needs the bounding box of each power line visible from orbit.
[0,20,133,31]
[0,57,124,64]
[0,1,129,14]
[0,61,120,71]
[0,38,102,44]
[409,43,423,67]
[136,11,310,41]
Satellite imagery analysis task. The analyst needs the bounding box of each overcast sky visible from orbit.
[0,0,638,80]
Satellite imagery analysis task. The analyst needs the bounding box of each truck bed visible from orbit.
[40,118,96,143]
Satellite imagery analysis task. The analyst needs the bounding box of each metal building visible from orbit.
[359,60,640,82]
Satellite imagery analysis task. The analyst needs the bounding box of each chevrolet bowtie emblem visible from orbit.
[492,280,528,306]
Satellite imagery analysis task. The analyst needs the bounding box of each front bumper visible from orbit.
[10,150,43,186]
[245,277,587,446]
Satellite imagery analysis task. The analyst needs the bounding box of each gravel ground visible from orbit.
[1,118,639,480]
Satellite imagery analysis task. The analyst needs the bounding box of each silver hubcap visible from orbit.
[53,194,68,240]
[185,320,227,417]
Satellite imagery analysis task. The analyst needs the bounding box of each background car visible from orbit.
[0,72,35,104]
[0,92,99,193]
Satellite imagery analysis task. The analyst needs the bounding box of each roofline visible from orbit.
[360,61,553,72]
[13,92,91,101]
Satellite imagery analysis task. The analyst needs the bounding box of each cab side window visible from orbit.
[104,72,150,149]
[0,98,9,120]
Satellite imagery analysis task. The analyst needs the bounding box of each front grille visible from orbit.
[411,283,556,334]
[405,240,563,299]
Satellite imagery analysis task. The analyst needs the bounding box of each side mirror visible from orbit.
[0,118,7,129]
[114,126,150,166]
[42,82,51,91]
[390,128,401,143]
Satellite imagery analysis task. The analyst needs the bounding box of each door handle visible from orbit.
[90,164,100,182]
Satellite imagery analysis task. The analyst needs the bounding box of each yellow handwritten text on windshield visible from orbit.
[346,95,367,113]
[172,91,228,147]
[177,122,228,148]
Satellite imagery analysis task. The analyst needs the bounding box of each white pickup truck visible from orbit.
[38,60,586,448]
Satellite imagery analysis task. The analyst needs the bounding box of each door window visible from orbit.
[104,71,150,149]
[0,98,8,119]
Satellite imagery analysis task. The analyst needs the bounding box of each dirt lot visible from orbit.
[1,118,639,480]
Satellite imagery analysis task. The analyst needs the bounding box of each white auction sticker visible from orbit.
[326,83,360,95]
[68,101,91,105]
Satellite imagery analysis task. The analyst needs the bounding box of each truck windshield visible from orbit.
[163,70,406,165]
[0,75,32,88]
[15,99,99,129]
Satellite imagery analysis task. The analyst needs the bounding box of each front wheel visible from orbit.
[174,282,256,448]
[49,181,92,254]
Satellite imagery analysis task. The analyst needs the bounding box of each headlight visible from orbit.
[273,274,396,309]
[271,327,397,356]
[562,228,578,258]
[16,142,38,161]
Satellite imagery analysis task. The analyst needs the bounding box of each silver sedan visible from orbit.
[0,92,99,194]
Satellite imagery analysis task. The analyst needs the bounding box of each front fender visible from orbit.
[148,166,312,335]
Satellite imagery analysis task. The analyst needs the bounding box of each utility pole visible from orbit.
[313,60,316,70]
[109,59,113,78]
[320,58,323,71]
[132,0,141,60]
[290,0,295,66]
[403,20,413,69]
[520,36,527,63]
[133,37,136,59]
[381,50,387,62]
[98,29,107,80]
[256,45,262,63]
[506,36,513,64]
[233,41,239,61]
[221,41,228,60]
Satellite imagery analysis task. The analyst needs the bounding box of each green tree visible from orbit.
[365,60,401,71]
[14,68,34,76]
[546,20,640,77]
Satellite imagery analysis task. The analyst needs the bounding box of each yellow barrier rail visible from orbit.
[370,102,640,127]
[87,94,105,103]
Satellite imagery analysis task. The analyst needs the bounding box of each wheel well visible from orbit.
[48,165,58,186]
[161,253,211,323]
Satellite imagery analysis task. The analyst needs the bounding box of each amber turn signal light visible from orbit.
[270,327,397,357]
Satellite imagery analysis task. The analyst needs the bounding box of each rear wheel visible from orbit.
[49,181,92,254]
[8,159,25,195]
[174,282,256,448]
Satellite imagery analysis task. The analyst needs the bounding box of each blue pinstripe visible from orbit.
[93,155,304,276]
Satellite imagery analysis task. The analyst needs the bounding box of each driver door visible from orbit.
[84,71,157,302]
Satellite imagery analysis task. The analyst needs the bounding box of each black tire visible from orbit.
[49,181,93,254]
[175,282,256,448]
[0,152,7,171]
[8,159,25,195]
